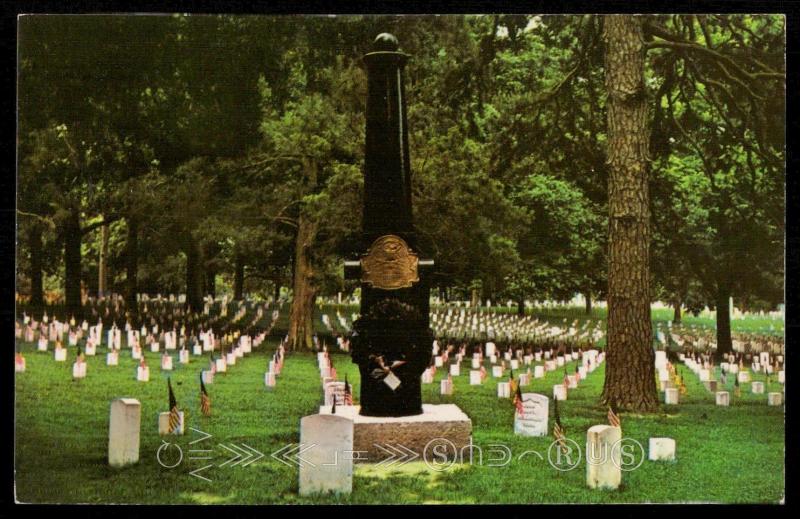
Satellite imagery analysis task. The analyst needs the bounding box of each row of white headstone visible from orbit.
[677,353,784,407]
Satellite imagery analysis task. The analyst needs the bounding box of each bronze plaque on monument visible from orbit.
[361,235,419,290]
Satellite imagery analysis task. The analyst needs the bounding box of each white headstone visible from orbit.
[137,366,149,382]
[469,370,482,385]
[534,365,545,379]
[299,414,354,496]
[648,438,676,461]
[106,351,119,366]
[492,366,503,378]
[72,362,87,379]
[202,370,214,385]
[265,371,276,388]
[108,398,141,468]
[440,378,453,395]
[54,348,67,362]
[513,393,548,437]
[716,391,730,406]
[497,382,511,398]
[324,381,346,406]
[751,381,765,394]
[768,392,782,406]
[553,384,567,401]
[664,388,679,404]
[586,425,621,490]
[421,369,433,384]
[161,356,173,371]
[450,364,460,377]
[654,350,667,370]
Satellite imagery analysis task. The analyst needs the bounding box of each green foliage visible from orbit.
[15,14,784,311]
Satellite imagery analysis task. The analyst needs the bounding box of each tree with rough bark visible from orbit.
[601,15,659,411]
[253,53,364,351]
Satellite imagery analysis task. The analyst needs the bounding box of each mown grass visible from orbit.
[14,306,784,504]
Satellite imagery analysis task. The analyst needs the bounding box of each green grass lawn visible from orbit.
[14,306,785,504]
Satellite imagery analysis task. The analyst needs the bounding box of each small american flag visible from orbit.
[563,369,570,391]
[167,378,181,433]
[344,375,354,405]
[508,370,517,396]
[480,365,487,381]
[552,397,568,454]
[200,374,211,417]
[607,404,621,430]
[734,376,741,397]
[513,384,524,416]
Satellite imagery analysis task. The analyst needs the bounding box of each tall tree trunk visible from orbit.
[28,222,44,313]
[206,266,216,299]
[125,217,138,315]
[584,291,592,315]
[63,209,83,320]
[288,213,317,351]
[673,299,682,324]
[715,284,732,360]
[233,254,244,300]
[185,242,203,313]
[517,295,525,316]
[600,15,658,412]
[273,281,281,302]
[98,222,109,298]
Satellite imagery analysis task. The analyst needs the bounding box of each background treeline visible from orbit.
[17,14,784,329]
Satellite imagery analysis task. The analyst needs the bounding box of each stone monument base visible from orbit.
[318,404,471,463]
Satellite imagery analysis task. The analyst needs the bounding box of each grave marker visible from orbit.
[108,398,141,468]
[513,393,548,437]
[586,425,621,490]
[299,414,354,496]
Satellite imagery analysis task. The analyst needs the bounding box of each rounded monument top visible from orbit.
[373,33,399,51]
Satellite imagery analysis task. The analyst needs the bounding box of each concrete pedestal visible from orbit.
[318,404,471,463]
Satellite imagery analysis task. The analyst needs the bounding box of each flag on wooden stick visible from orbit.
[167,378,181,433]
[200,374,211,417]
[607,403,621,432]
[552,397,568,455]
[513,384,524,416]
[344,374,354,405]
